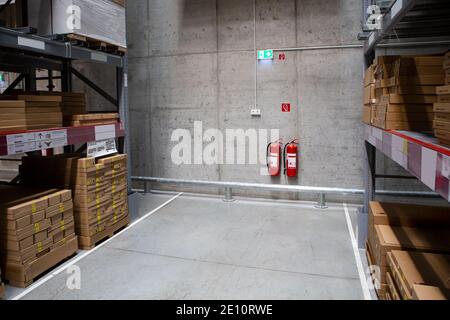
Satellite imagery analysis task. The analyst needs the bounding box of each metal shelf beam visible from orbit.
[0,27,123,67]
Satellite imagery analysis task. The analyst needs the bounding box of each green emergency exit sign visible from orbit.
[257,50,274,60]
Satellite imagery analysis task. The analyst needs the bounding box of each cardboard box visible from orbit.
[383,112,434,122]
[381,94,437,105]
[435,129,450,141]
[389,86,438,95]
[388,250,450,300]
[434,119,450,131]
[372,118,432,131]
[364,65,375,87]
[435,113,450,122]
[372,225,450,276]
[388,75,445,86]
[368,201,450,256]
[386,271,401,300]
[364,84,376,105]
[45,200,73,219]
[434,103,450,113]
[412,284,450,300]
[437,85,450,95]
[438,94,450,103]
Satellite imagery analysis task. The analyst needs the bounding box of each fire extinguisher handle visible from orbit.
[266,143,271,168]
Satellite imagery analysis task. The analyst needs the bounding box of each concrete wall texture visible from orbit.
[126,0,383,200]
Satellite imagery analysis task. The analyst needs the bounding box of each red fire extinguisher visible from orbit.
[283,139,299,177]
[266,140,282,176]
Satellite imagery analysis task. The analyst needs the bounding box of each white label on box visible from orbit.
[91,52,108,63]
[391,0,403,19]
[442,156,450,180]
[87,139,117,158]
[421,148,437,190]
[18,36,45,50]
[95,124,116,141]
[124,73,128,88]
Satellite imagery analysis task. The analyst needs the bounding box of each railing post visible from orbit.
[315,193,328,209]
[224,187,235,202]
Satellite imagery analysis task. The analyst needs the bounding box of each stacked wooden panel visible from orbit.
[0,186,77,288]
[434,53,450,146]
[0,95,63,131]
[65,113,119,127]
[366,201,450,300]
[19,154,129,250]
[35,91,87,120]
[372,56,444,131]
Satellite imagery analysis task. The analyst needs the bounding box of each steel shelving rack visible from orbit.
[360,0,450,247]
[0,26,130,186]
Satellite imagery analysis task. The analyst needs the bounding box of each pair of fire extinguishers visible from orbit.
[266,139,299,177]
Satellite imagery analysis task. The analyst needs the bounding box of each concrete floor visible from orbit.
[5,192,366,300]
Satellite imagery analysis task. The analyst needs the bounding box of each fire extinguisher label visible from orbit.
[287,153,296,169]
[288,158,296,169]
[269,153,278,167]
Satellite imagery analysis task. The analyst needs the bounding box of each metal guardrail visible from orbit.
[131,176,439,207]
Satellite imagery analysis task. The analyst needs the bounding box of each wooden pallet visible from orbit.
[56,33,127,56]
[78,216,130,250]
[3,237,78,288]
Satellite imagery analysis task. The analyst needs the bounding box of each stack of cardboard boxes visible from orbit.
[19,154,129,250]
[0,186,77,287]
[363,55,447,131]
[386,250,450,300]
[433,52,450,146]
[366,201,450,300]
[0,95,63,131]
[372,56,444,130]
[363,65,376,124]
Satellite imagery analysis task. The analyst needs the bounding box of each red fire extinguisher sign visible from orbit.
[282,103,291,112]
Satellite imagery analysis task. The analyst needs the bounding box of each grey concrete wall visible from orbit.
[126,0,388,201]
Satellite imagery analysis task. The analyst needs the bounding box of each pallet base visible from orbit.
[78,216,130,250]
[4,237,78,288]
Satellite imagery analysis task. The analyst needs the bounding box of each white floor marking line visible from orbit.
[343,203,372,300]
[11,192,184,301]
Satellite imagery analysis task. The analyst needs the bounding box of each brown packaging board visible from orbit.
[364,65,375,87]
[388,250,450,300]
[373,224,450,271]
[412,284,450,300]
[368,201,450,256]
[437,85,450,95]
[364,84,376,105]
[434,103,450,113]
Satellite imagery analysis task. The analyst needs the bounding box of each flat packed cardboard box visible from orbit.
[387,250,450,300]
[368,201,450,258]
[412,284,450,300]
